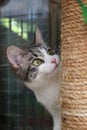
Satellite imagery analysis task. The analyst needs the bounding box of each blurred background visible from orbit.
[0,0,61,130]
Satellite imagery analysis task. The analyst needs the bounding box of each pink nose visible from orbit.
[51,58,57,64]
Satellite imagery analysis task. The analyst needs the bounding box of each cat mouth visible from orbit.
[52,64,59,73]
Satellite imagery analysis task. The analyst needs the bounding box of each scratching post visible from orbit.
[61,0,87,130]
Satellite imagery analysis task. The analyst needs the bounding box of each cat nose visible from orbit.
[51,58,57,64]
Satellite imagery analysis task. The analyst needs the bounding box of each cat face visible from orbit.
[35,48,59,80]
[7,28,60,82]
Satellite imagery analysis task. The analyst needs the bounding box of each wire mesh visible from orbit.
[0,0,53,130]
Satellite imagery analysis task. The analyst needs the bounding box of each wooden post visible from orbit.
[49,0,61,50]
[61,0,87,130]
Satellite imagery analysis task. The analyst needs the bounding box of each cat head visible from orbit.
[7,28,60,82]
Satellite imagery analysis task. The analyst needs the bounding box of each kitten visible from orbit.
[6,28,61,130]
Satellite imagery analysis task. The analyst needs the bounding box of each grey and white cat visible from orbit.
[6,28,61,130]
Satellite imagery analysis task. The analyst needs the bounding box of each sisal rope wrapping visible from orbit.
[61,0,87,130]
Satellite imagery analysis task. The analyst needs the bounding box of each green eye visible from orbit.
[47,49,55,55]
[33,59,43,66]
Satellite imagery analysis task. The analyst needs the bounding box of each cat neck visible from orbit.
[25,62,61,91]
[25,63,61,108]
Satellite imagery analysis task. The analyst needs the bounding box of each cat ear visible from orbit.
[7,46,25,69]
[34,27,44,45]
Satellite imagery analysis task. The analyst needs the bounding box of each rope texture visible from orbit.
[61,0,87,129]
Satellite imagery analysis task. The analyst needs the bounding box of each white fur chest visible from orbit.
[36,84,59,108]
[25,76,60,113]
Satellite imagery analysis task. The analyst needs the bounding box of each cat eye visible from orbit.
[32,59,44,66]
[47,49,55,55]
